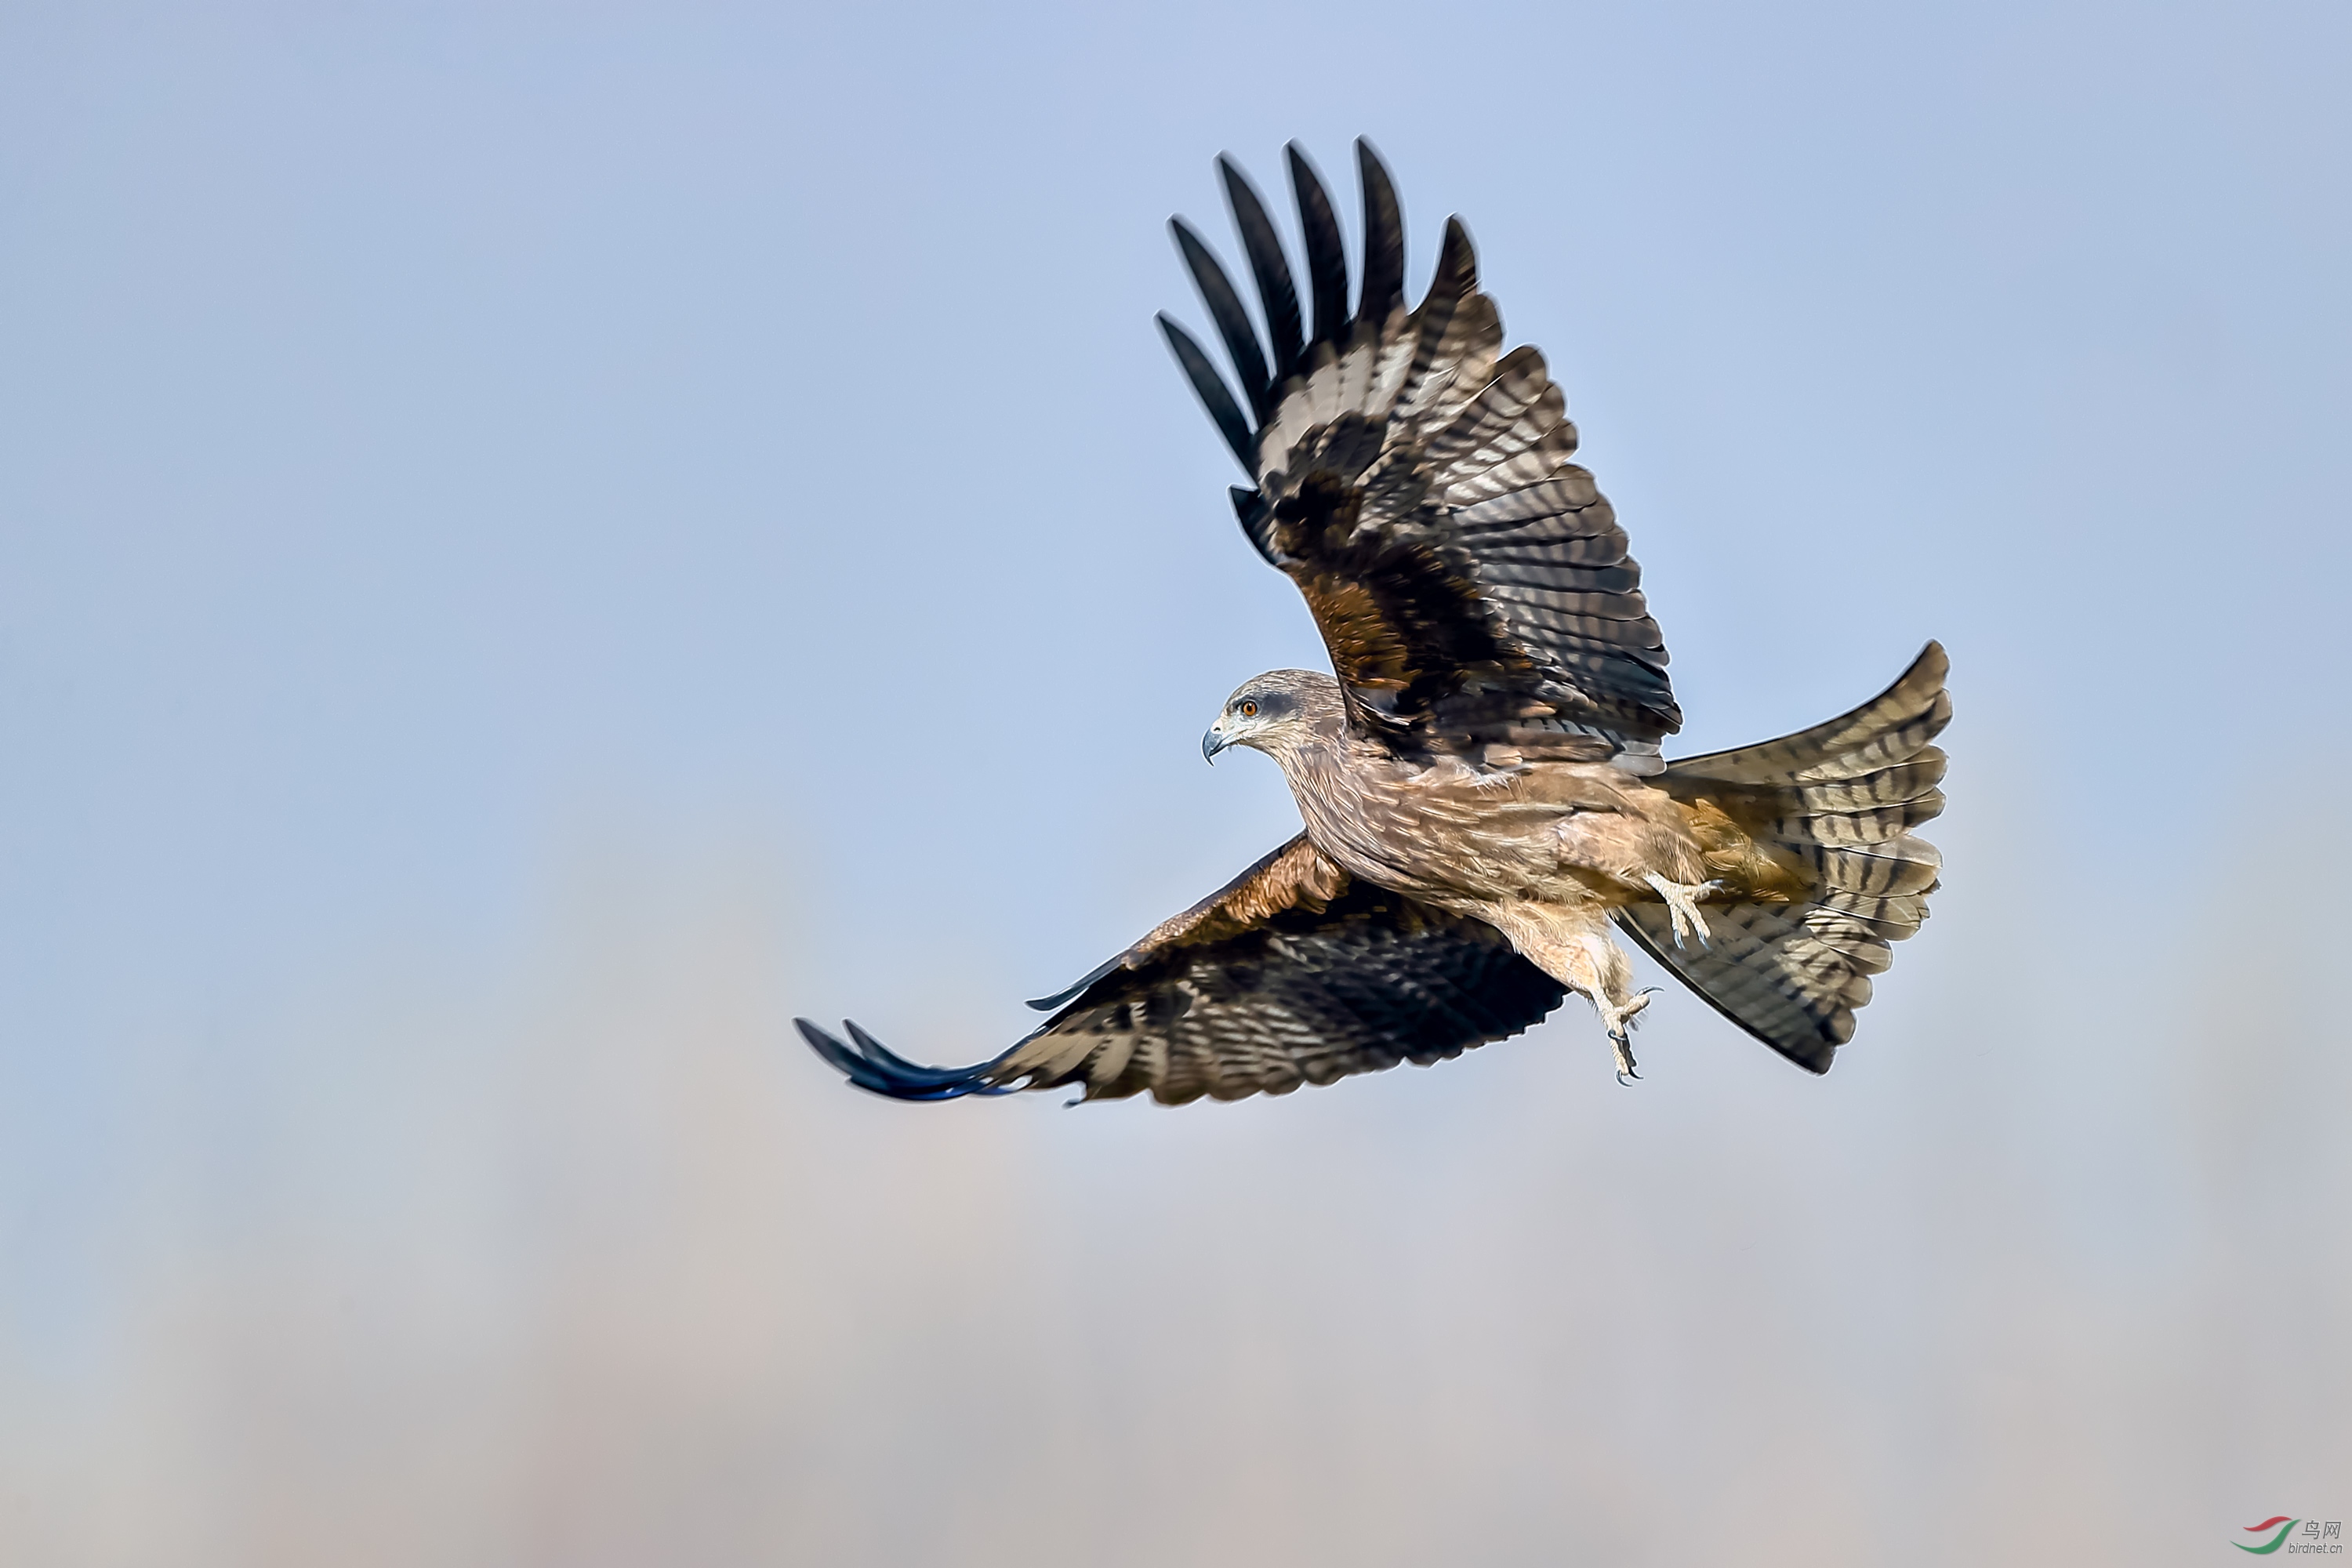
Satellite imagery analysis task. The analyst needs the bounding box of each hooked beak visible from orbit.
[1202,724,1229,764]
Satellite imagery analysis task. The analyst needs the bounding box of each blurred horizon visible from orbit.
[3,2,2347,1563]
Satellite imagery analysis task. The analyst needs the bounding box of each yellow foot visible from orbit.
[1644,874,1726,949]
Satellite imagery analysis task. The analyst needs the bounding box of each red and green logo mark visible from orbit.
[2237,1518,2298,1554]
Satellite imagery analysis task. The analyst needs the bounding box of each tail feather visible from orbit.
[1778,837,1943,898]
[1755,788,1946,848]
[1665,642,1951,786]
[1812,887,1929,938]
[1726,752,1947,815]
[1619,642,1950,1073]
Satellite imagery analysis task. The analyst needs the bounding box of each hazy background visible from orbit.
[3,2,2347,1563]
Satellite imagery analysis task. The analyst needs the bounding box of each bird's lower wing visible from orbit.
[799,836,1566,1106]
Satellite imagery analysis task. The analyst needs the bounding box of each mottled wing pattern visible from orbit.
[799,836,1566,1105]
[1614,644,1951,1073]
[1160,141,1679,769]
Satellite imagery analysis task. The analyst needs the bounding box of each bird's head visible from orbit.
[1202,670,1345,763]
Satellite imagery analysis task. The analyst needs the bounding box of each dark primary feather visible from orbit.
[1288,145,1348,345]
[1170,220,1275,424]
[1355,140,1405,323]
[798,836,1566,1106]
[1161,139,1681,767]
[1220,157,1302,385]
[797,1018,1019,1102]
[1157,314,1254,470]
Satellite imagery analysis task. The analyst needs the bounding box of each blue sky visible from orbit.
[2,2,2347,1562]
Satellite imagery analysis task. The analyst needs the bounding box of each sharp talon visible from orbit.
[1644,873,1719,950]
[1617,1069,1640,1086]
[1610,1029,1639,1082]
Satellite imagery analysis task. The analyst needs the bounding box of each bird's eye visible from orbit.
[1240,700,1259,717]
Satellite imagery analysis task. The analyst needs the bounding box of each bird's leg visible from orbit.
[1599,986,1664,1083]
[1554,921,1650,1083]
[1643,873,1728,950]
[1483,906,1661,1084]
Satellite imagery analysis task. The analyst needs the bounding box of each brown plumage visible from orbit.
[799,140,1948,1104]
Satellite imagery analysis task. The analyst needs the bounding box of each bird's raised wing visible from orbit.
[1161,141,1679,770]
[797,836,1565,1105]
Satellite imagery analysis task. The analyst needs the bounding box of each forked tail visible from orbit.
[1615,643,1950,1073]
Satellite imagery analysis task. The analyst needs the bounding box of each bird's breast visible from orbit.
[1282,751,1575,905]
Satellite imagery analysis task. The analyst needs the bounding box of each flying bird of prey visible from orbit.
[799,140,1948,1103]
